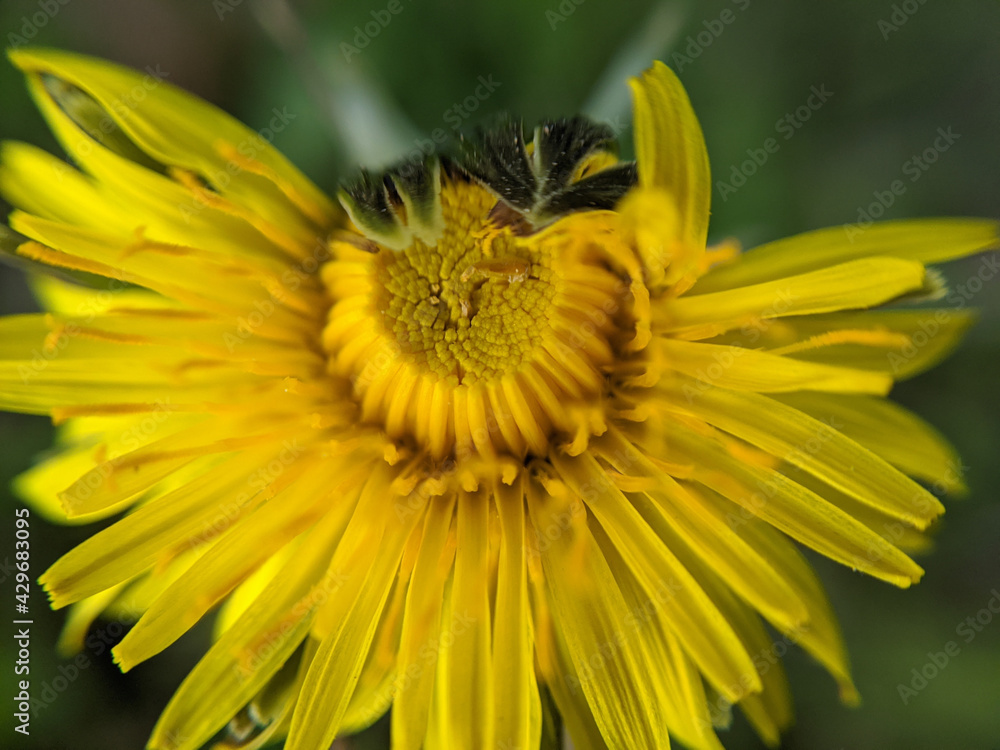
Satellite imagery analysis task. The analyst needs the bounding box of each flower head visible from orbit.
[2,49,996,750]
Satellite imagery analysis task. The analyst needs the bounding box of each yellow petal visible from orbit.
[703,308,976,382]
[657,338,892,394]
[692,219,999,294]
[340,570,406,734]
[662,257,926,335]
[781,465,933,554]
[492,477,542,750]
[433,492,495,748]
[659,382,944,528]
[594,428,809,632]
[593,524,725,750]
[391,495,455,750]
[666,419,926,587]
[525,477,670,748]
[533,611,610,750]
[629,60,710,251]
[214,544,293,638]
[57,414,303,517]
[41,450,270,607]
[11,213,307,327]
[775,391,966,495]
[285,472,426,750]
[111,458,326,670]
[55,585,123,655]
[211,645,305,750]
[550,451,761,703]
[14,70,311,262]
[148,490,359,750]
[8,47,338,235]
[28,273,176,315]
[0,141,128,231]
[729,509,860,705]
[636,510,794,745]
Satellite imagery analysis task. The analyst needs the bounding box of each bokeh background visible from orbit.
[1,0,998,748]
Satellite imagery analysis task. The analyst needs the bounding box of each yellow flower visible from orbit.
[2,49,996,750]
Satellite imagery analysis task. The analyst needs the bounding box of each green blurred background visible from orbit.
[1,0,998,748]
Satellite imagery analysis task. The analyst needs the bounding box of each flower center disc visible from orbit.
[321,167,636,468]
[374,181,553,384]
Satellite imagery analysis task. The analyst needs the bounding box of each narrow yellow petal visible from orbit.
[214,544,293,638]
[551,451,761,702]
[148,490,359,750]
[11,213,307,327]
[525,477,670,748]
[0,141,128,231]
[692,218,999,294]
[629,60,710,250]
[667,421,925,587]
[57,415,304,517]
[493,477,541,750]
[423,574,456,750]
[775,391,966,494]
[11,69,316,265]
[340,572,406,734]
[593,524,725,750]
[8,47,338,233]
[40,450,270,606]
[594,428,809,632]
[658,338,893,394]
[781,465,933,554]
[730,510,859,705]
[285,474,426,750]
[434,492,495,748]
[659,382,945,528]
[391,495,455,750]
[533,608,610,750]
[55,585,123,656]
[209,646,305,750]
[111,458,324,670]
[634,511,794,745]
[670,549,794,745]
[663,257,926,334]
[703,308,976,382]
